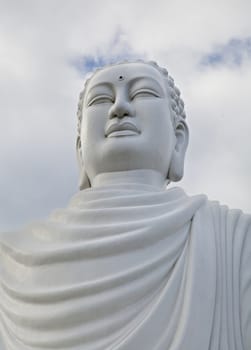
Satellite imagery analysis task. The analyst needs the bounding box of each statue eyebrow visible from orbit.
[129,76,165,94]
[86,76,164,96]
[86,82,113,95]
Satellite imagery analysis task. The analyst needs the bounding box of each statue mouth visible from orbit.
[105,122,141,138]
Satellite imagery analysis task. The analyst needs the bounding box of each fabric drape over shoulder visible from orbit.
[0,185,250,349]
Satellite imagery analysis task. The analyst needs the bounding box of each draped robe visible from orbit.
[0,185,251,349]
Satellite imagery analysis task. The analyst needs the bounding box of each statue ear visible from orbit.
[76,136,91,190]
[168,120,189,182]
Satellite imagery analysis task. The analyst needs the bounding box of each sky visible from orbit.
[0,0,251,231]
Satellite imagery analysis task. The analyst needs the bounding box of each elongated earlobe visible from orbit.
[79,169,91,190]
[76,137,91,190]
[168,154,184,181]
[167,120,189,182]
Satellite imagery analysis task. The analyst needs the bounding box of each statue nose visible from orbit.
[108,99,134,119]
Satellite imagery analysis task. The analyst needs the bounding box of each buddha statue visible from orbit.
[0,60,250,350]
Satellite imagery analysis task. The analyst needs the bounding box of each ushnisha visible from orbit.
[0,60,250,350]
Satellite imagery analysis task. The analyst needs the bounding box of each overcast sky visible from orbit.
[0,0,251,231]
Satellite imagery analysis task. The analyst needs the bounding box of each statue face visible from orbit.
[79,62,178,183]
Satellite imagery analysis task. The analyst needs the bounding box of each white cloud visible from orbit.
[0,0,251,230]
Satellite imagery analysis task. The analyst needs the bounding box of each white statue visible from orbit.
[0,60,250,350]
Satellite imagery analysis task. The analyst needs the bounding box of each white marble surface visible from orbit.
[1,61,250,349]
[1,185,250,349]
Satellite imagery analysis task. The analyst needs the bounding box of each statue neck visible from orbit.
[92,170,167,191]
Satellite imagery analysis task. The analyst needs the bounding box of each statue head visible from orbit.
[76,60,189,189]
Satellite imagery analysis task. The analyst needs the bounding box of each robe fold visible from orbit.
[0,185,250,349]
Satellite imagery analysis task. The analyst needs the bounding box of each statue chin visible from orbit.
[78,148,186,189]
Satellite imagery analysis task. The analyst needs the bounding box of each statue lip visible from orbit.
[105,121,141,137]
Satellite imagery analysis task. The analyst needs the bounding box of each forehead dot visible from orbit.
[118,75,124,81]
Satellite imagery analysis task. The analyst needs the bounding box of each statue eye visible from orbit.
[88,95,114,106]
[131,89,160,100]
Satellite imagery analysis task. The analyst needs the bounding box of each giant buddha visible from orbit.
[0,60,250,350]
